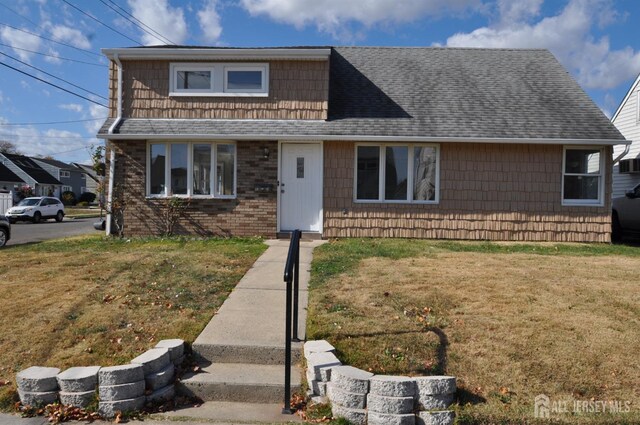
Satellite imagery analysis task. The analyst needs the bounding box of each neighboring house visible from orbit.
[0,153,62,197]
[0,162,25,194]
[33,157,87,198]
[72,163,101,198]
[611,73,640,198]
[97,46,627,242]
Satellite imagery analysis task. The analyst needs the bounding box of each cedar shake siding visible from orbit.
[323,142,613,242]
[109,140,277,237]
[108,60,329,120]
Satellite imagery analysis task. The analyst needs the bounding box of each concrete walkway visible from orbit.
[192,239,324,357]
[164,238,325,423]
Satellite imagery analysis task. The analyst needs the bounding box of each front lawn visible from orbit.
[0,235,266,409]
[307,239,640,424]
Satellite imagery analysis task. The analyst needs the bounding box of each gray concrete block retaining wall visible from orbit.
[304,340,457,425]
[16,339,184,418]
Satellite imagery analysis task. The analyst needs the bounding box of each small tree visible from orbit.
[162,197,190,236]
[0,140,21,154]
[108,184,127,238]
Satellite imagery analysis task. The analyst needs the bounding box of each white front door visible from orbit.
[280,143,322,232]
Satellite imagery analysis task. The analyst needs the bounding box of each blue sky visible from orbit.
[1,0,640,163]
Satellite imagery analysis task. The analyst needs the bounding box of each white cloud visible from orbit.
[85,104,108,135]
[445,0,640,90]
[43,48,63,65]
[59,103,84,113]
[198,0,223,43]
[0,124,92,162]
[47,24,92,49]
[0,26,41,61]
[240,0,483,39]
[128,0,188,45]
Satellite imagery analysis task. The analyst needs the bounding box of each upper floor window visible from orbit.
[562,146,604,206]
[60,171,70,178]
[169,63,268,97]
[355,143,440,204]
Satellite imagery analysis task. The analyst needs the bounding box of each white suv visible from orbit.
[5,197,65,224]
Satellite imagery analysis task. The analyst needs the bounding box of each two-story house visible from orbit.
[612,73,640,198]
[97,46,627,242]
[33,157,88,199]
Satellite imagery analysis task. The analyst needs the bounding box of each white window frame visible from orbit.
[146,141,237,199]
[561,146,605,207]
[223,65,268,94]
[169,63,269,97]
[60,170,71,178]
[353,143,440,204]
[169,63,216,96]
[62,185,72,192]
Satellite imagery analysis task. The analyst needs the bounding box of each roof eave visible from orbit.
[101,48,332,61]
[97,133,629,146]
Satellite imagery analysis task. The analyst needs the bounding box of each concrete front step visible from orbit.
[178,363,301,403]
[193,341,303,365]
[153,401,303,423]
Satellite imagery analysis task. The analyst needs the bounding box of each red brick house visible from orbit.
[97,46,627,242]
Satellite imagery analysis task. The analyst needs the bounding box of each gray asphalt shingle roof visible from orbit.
[98,46,624,142]
[0,163,24,183]
[2,153,62,185]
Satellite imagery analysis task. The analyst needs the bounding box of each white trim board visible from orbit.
[98,132,629,146]
[102,48,331,61]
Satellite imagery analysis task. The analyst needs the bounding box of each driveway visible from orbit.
[6,218,98,246]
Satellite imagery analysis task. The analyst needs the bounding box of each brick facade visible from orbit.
[109,140,277,237]
[323,141,612,242]
[108,60,329,120]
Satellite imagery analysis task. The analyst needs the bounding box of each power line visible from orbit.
[0,51,108,100]
[59,0,141,45]
[103,0,176,45]
[0,1,41,28]
[98,0,171,45]
[0,42,107,67]
[0,118,108,126]
[0,22,103,58]
[0,60,108,108]
[0,133,99,140]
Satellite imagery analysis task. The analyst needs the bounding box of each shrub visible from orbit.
[76,201,89,207]
[78,192,96,203]
[61,191,76,206]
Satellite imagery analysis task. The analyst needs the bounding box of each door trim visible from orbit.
[277,140,324,234]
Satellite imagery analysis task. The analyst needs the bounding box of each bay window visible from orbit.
[148,142,236,198]
[355,144,439,203]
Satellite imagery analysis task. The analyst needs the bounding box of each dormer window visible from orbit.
[170,63,268,97]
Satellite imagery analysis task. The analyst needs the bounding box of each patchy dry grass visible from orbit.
[307,239,640,424]
[0,235,265,410]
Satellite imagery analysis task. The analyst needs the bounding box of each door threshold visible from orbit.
[277,231,323,241]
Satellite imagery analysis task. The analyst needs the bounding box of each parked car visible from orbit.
[5,197,65,224]
[0,215,10,247]
[612,183,640,241]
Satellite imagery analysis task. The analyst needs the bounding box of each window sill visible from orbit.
[353,199,439,205]
[146,195,237,200]
[561,200,604,207]
[169,92,269,98]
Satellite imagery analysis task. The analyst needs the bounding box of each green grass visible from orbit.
[0,234,266,410]
[307,239,640,425]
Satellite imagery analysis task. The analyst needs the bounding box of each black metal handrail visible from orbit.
[282,229,301,414]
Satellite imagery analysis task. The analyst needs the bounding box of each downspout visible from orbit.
[612,143,630,165]
[106,53,122,236]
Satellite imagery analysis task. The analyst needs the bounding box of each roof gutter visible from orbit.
[101,48,331,61]
[96,132,630,146]
[106,53,122,236]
